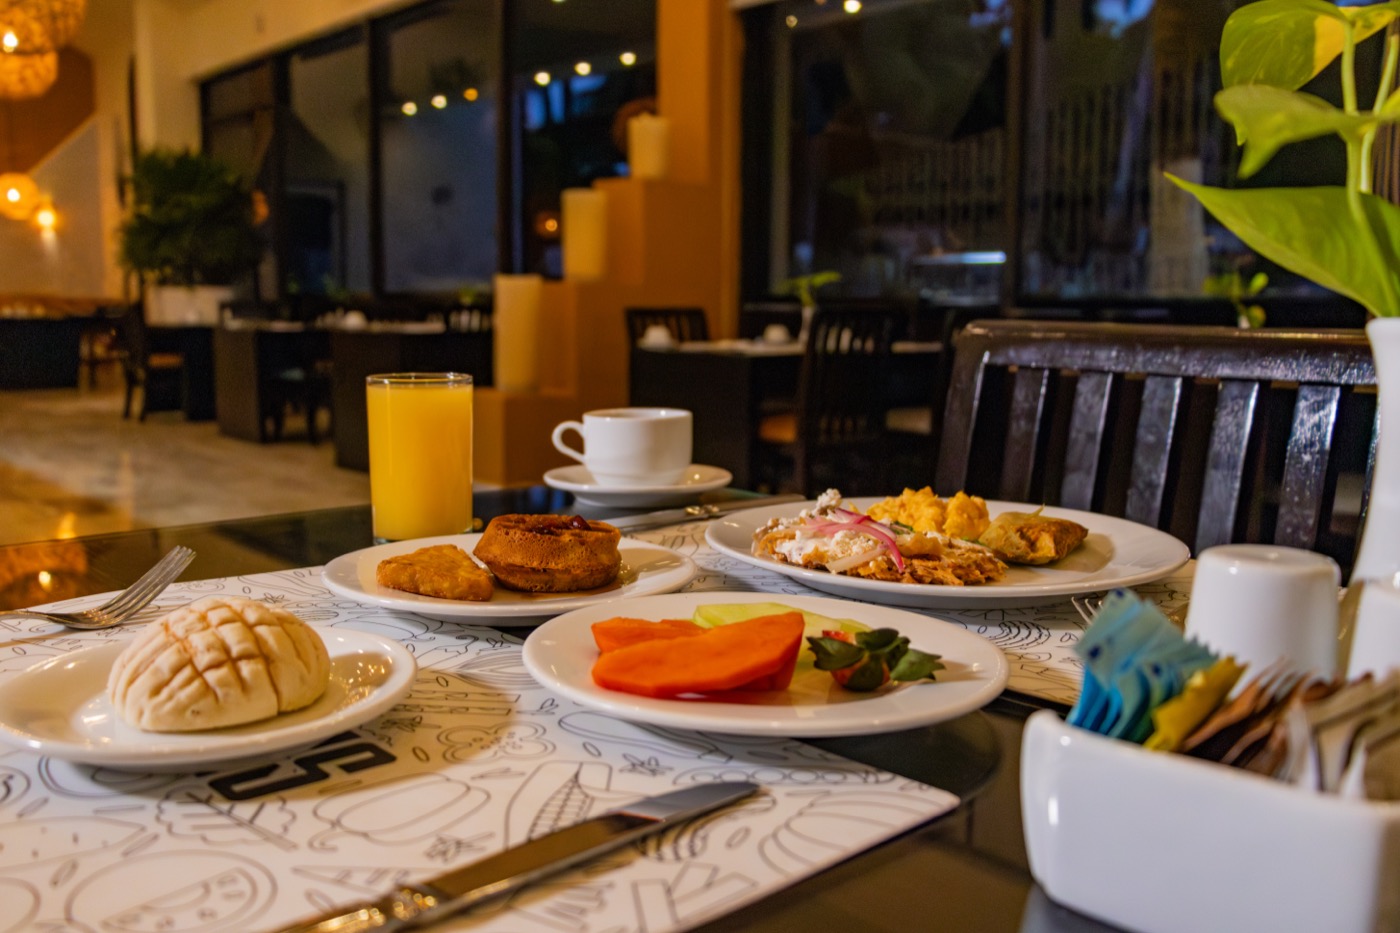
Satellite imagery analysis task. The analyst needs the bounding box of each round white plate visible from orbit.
[706,498,1190,609]
[543,464,733,507]
[522,592,1008,737]
[0,629,416,770]
[322,534,697,624]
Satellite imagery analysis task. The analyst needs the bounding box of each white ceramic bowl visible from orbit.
[1020,710,1400,933]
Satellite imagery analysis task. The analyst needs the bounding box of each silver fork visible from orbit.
[1072,593,1187,627]
[1,545,195,630]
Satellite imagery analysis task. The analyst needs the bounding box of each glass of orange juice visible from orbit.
[366,373,473,542]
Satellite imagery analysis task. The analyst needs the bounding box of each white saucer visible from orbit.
[543,464,733,507]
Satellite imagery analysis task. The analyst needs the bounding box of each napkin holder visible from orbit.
[1020,710,1400,933]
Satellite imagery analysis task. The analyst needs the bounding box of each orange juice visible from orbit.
[366,373,473,541]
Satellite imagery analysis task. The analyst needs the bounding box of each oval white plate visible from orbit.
[522,592,1008,737]
[0,629,416,770]
[705,498,1190,609]
[322,534,697,624]
[543,464,733,507]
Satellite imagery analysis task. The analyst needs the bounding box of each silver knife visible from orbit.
[607,494,805,531]
[271,781,761,933]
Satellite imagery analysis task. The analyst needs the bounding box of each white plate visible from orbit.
[522,592,1008,737]
[322,534,697,624]
[543,464,733,507]
[0,629,416,770]
[706,498,1190,609]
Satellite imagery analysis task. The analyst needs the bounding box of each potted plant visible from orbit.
[118,148,262,325]
[1170,0,1400,583]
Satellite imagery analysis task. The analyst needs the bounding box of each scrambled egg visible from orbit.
[865,487,990,540]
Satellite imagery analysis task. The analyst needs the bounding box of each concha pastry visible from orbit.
[473,514,621,592]
[107,596,331,732]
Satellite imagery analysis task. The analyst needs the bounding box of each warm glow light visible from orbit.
[619,51,636,66]
[545,218,558,233]
[574,61,591,76]
[37,570,51,588]
[401,100,418,115]
[843,0,861,11]
[533,71,550,86]
[34,203,56,229]
[463,87,478,101]
[0,172,38,219]
[1,30,16,52]
[430,93,447,109]
[786,14,798,26]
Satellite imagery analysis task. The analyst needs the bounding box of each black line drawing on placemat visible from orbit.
[310,772,490,852]
[637,793,774,863]
[441,721,555,764]
[558,712,793,763]
[505,762,634,846]
[631,862,760,932]
[757,790,943,875]
[671,761,893,787]
[65,850,276,933]
[447,650,541,691]
[0,816,146,871]
[389,672,517,720]
[36,758,177,799]
[0,765,29,809]
[157,785,297,850]
[0,878,38,933]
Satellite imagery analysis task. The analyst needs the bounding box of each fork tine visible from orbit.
[93,547,195,621]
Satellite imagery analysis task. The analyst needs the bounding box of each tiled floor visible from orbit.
[0,378,371,546]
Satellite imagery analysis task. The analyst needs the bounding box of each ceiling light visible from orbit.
[401,101,417,115]
[786,14,798,27]
[463,87,478,101]
[534,71,550,86]
[430,94,447,109]
[843,0,861,11]
[0,173,38,220]
[574,61,591,76]
[619,51,636,67]
[33,200,55,230]
[1,30,16,52]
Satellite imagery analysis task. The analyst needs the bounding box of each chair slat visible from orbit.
[1276,384,1341,548]
[1061,371,1113,511]
[1125,374,1182,526]
[935,345,988,493]
[1000,366,1049,502]
[1196,379,1260,551]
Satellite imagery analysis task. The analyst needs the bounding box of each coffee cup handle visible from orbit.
[551,421,587,463]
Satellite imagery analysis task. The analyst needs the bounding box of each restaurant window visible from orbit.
[286,29,371,299]
[1016,0,1370,318]
[507,0,656,275]
[203,61,279,300]
[742,0,1011,303]
[377,0,501,296]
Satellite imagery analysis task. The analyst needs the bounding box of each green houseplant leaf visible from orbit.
[1216,85,1381,177]
[1168,175,1400,317]
[1220,0,1394,90]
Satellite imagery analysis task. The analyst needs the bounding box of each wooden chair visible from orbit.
[935,319,1377,573]
[625,307,710,344]
[755,306,905,496]
[118,304,186,421]
[268,330,333,444]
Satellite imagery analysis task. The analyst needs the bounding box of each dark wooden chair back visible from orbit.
[936,319,1377,571]
[755,306,903,495]
[117,303,186,420]
[625,307,710,344]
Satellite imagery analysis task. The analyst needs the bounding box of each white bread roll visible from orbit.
[107,596,330,732]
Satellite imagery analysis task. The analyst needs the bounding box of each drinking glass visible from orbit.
[366,373,473,543]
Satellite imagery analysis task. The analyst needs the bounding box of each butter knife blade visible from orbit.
[272,781,761,933]
[606,494,806,531]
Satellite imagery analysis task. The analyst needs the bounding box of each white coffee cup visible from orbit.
[1185,545,1341,678]
[1346,576,1400,678]
[551,407,692,486]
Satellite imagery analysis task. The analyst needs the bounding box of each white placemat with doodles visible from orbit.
[0,566,959,933]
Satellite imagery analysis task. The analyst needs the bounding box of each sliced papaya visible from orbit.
[591,612,805,698]
[591,617,704,653]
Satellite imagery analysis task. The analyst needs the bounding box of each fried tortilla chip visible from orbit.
[377,544,494,601]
